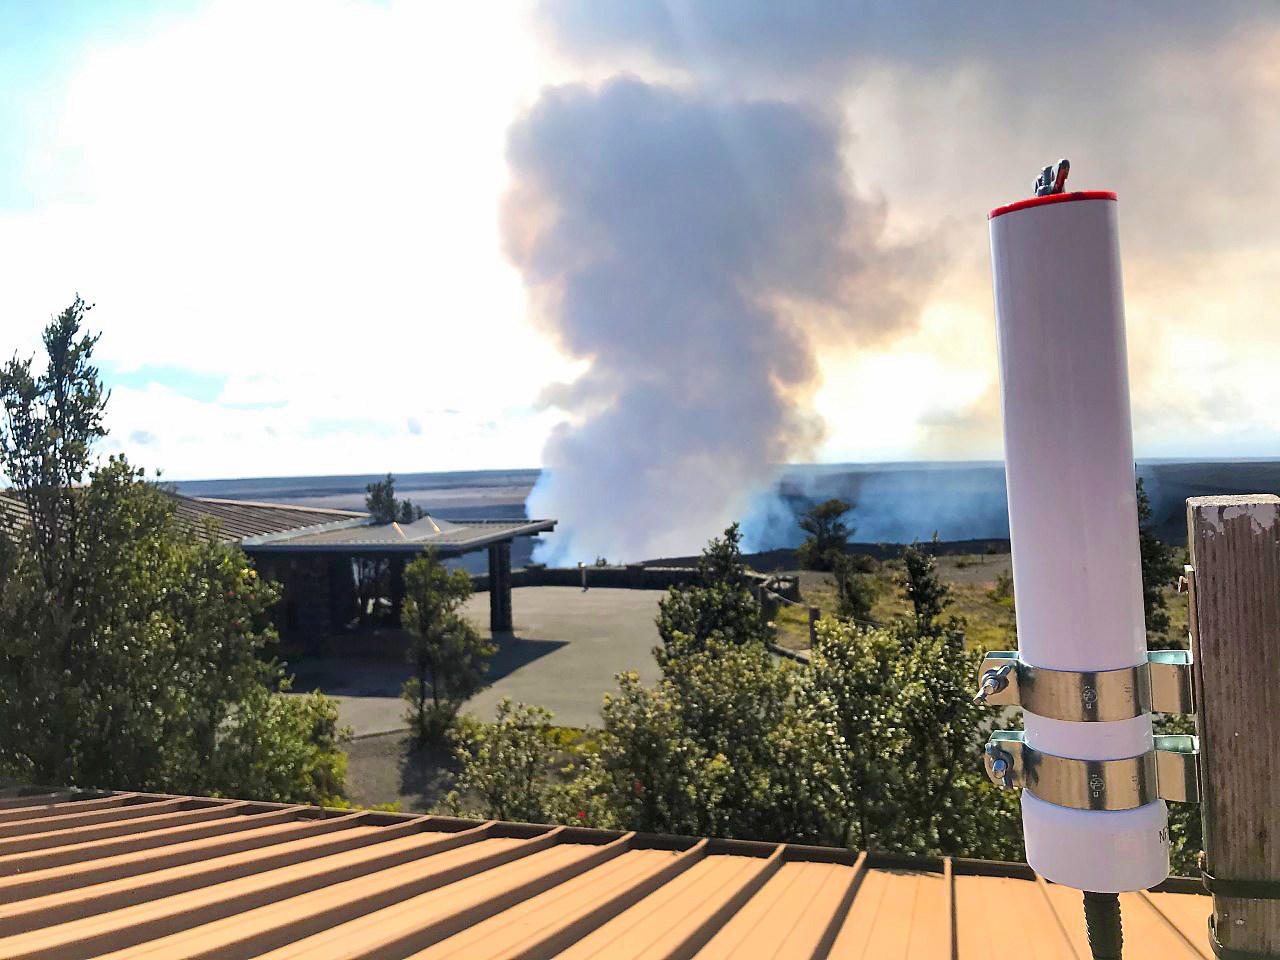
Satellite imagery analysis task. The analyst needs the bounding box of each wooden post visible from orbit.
[808,606,820,647]
[1187,495,1280,956]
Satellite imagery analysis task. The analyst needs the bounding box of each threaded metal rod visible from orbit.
[1083,891,1123,959]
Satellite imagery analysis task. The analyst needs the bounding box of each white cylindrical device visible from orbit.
[989,190,1169,892]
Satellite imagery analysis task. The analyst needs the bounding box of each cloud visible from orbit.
[100,380,563,481]
[536,2,1265,88]
[0,0,574,479]
[536,1,1280,467]
[505,77,936,561]
[7,0,1280,505]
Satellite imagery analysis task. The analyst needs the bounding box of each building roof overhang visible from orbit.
[238,517,557,556]
[1,490,555,557]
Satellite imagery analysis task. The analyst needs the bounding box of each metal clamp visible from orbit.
[983,730,1200,810]
[1201,869,1280,902]
[1209,914,1280,959]
[973,650,1194,719]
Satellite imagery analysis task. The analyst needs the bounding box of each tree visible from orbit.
[208,683,349,803]
[441,699,561,823]
[832,552,875,622]
[796,621,906,849]
[695,522,751,587]
[555,527,824,842]
[400,549,495,742]
[567,633,819,842]
[556,671,724,835]
[655,522,771,660]
[1154,712,1201,876]
[796,498,853,571]
[0,299,346,801]
[1137,478,1180,638]
[1136,478,1199,872]
[0,298,105,595]
[797,617,1022,858]
[365,473,424,525]
[898,539,950,634]
[437,523,1024,862]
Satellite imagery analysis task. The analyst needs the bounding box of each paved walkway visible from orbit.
[287,587,664,733]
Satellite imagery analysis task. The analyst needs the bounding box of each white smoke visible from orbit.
[504,79,932,562]
[510,1,1280,563]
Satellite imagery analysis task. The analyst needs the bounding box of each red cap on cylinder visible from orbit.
[989,190,1117,220]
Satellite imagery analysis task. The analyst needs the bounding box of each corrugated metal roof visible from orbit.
[1,491,553,555]
[178,497,367,543]
[0,492,364,546]
[242,517,558,554]
[0,787,1213,959]
[0,495,23,542]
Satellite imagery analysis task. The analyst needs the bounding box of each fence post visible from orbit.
[808,606,820,647]
[1187,494,1280,956]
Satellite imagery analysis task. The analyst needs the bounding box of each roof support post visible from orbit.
[390,556,407,624]
[1187,494,1280,956]
[488,540,513,633]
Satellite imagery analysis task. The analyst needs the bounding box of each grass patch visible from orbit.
[771,602,814,650]
[772,552,1018,652]
[770,550,1189,655]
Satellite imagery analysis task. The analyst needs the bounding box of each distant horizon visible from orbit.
[167,454,1280,487]
[168,459,1280,557]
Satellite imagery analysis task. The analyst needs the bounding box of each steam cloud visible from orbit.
[510,1,1280,562]
[505,79,929,562]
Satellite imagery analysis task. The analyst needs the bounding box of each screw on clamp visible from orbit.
[973,663,1014,705]
[985,743,1017,789]
[1034,158,1070,196]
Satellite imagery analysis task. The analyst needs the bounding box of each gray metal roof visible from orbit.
[179,497,367,543]
[239,516,557,555]
[0,491,553,556]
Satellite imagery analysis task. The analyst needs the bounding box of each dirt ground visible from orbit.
[343,730,458,813]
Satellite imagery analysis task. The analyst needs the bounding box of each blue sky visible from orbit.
[0,1,200,210]
[97,362,225,403]
[0,1,572,479]
[2,1,1279,492]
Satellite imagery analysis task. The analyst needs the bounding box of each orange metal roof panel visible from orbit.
[0,803,291,875]
[829,864,950,959]
[0,788,1214,959]
[405,846,693,960]
[554,847,779,960]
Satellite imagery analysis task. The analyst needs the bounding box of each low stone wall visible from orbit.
[472,565,800,598]
[472,564,699,592]
[760,574,801,603]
